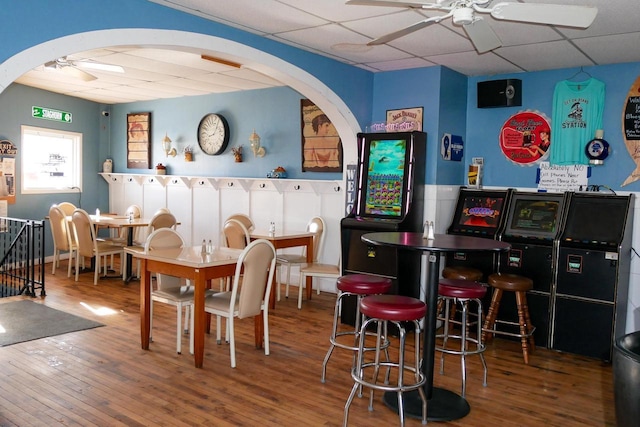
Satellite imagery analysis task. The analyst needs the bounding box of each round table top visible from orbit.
[361,232,511,253]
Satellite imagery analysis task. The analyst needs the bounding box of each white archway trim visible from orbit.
[0,28,359,168]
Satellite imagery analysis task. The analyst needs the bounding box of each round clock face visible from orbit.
[197,113,230,155]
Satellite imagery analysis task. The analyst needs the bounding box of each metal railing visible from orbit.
[0,217,45,297]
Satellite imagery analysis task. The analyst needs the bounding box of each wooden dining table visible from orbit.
[249,229,315,308]
[126,244,243,368]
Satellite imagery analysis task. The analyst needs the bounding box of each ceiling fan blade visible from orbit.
[346,0,434,8]
[490,3,597,28]
[463,17,502,53]
[368,16,442,45]
[60,66,97,82]
[74,61,124,74]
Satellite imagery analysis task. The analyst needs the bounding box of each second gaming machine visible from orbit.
[340,131,427,325]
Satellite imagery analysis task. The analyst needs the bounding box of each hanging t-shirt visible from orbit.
[550,78,605,165]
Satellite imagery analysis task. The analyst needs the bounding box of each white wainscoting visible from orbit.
[100,173,344,293]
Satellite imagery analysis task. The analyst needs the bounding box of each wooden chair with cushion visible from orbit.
[275,216,325,301]
[227,213,254,233]
[126,208,176,278]
[298,257,341,310]
[145,228,202,355]
[71,208,124,285]
[48,204,77,277]
[220,218,251,290]
[204,239,276,368]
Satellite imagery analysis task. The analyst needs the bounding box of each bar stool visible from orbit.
[344,295,427,427]
[442,265,483,281]
[436,278,488,397]
[482,273,536,364]
[322,274,392,383]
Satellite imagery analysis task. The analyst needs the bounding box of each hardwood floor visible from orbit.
[0,259,616,426]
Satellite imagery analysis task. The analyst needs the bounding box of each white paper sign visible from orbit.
[537,162,589,192]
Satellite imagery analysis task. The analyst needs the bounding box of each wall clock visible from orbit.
[197,113,230,155]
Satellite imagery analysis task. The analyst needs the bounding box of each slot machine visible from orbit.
[498,191,568,347]
[552,193,634,360]
[340,131,426,325]
[445,187,513,280]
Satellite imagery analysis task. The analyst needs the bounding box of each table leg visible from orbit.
[124,228,135,283]
[305,236,313,300]
[383,252,470,421]
[193,270,206,368]
[140,258,151,350]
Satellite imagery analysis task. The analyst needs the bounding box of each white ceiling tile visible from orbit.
[427,51,523,76]
[365,57,436,72]
[575,33,640,65]
[498,40,594,72]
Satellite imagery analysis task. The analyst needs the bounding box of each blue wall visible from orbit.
[110,86,337,180]
[467,63,640,190]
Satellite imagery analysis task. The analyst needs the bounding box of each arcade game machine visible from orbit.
[551,192,634,360]
[445,187,513,280]
[340,131,426,325]
[498,191,569,347]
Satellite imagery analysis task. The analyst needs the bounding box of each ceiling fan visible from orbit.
[346,0,598,53]
[43,56,125,81]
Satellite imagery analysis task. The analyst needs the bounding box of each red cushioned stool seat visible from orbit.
[437,278,488,397]
[344,294,427,426]
[322,274,392,384]
[337,273,392,295]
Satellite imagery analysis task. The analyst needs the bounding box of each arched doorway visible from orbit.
[0,28,360,172]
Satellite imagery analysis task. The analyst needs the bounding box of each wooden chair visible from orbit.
[56,202,76,216]
[275,216,325,301]
[227,213,254,233]
[71,208,124,285]
[204,239,276,368]
[298,257,341,310]
[145,228,198,354]
[48,205,77,277]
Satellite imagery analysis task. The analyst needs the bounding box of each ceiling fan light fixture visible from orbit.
[452,7,474,26]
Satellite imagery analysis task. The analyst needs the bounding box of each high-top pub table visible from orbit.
[361,232,510,421]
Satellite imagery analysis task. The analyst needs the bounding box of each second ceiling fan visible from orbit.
[44,56,125,81]
[346,0,598,53]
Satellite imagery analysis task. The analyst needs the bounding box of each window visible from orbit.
[21,125,82,194]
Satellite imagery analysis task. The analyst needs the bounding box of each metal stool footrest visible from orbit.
[483,318,536,339]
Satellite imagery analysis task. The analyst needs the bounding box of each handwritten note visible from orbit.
[537,162,589,192]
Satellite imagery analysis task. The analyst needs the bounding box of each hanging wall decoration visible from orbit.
[621,75,640,186]
[127,112,151,169]
[499,110,551,166]
[0,140,17,204]
[301,99,343,172]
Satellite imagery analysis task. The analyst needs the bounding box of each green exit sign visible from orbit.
[32,106,72,123]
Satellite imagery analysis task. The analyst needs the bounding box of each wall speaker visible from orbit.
[477,79,522,108]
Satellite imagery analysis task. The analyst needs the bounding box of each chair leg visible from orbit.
[482,288,503,343]
[52,248,57,274]
[67,250,74,278]
[515,291,533,364]
[149,299,154,343]
[189,305,194,355]
[228,317,236,368]
[285,264,292,299]
[298,273,305,309]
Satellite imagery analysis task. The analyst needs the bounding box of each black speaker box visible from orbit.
[477,79,522,108]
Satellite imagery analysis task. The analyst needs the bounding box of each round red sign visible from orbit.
[499,111,551,165]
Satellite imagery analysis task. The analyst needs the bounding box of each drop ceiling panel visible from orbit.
[427,51,523,76]
[574,33,640,65]
[497,40,594,72]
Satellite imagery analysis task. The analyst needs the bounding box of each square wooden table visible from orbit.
[250,230,315,307]
[126,245,243,368]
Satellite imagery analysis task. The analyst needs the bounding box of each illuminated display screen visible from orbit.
[509,199,560,234]
[363,139,407,217]
[457,195,504,228]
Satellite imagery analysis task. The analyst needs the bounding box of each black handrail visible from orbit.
[0,217,45,297]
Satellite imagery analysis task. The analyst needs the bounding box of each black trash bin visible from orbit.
[613,331,640,427]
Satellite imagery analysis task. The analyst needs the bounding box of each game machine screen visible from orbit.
[503,192,566,242]
[447,188,511,237]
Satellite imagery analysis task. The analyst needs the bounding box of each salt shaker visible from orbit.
[128,211,133,223]
[269,221,275,235]
[423,220,430,239]
[201,239,207,254]
[427,221,435,240]
[207,239,213,253]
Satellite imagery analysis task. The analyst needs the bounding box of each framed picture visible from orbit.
[301,99,342,172]
[127,112,151,169]
[386,107,423,132]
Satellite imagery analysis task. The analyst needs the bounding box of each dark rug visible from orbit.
[0,300,104,346]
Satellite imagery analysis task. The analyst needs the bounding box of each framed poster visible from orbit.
[301,99,343,172]
[386,107,423,132]
[127,112,151,169]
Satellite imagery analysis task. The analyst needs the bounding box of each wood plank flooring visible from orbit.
[0,259,616,426]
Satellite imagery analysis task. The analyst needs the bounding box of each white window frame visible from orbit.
[21,125,82,194]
